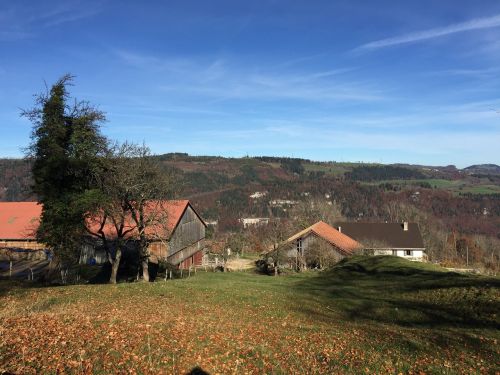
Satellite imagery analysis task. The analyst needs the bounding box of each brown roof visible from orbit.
[335,222,425,249]
[0,200,205,241]
[286,221,362,255]
[0,202,41,240]
[86,200,197,239]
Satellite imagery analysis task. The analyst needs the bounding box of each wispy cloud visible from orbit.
[114,49,385,104]
[0,1,103,41]
[112,49,202,74]
[354,13,500,52]
[423,68,499,79]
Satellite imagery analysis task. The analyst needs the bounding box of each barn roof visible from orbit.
[0,200,205,241]
[85,200,206,240]
[334,222,425,249]
[286,221,362,255]
[0,202,41,240]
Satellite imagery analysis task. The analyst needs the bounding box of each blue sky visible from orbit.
[1,0,500,167]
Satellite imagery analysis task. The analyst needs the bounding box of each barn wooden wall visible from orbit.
[167,206,205,256]
[149,205,206,266]
[0,240,48,261]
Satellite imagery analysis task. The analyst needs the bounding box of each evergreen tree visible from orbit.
[22,75,107,269]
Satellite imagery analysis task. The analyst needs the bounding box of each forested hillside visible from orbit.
[1,155,499,270]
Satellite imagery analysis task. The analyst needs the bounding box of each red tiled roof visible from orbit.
[86,200,193,239]
[0,202,41,240]
[286,221,362,254]
[0,200,200,241]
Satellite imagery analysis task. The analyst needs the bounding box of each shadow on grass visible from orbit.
[293,256,500,330]
[291,256,500,359]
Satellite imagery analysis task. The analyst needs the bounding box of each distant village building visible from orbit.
[269,199,299,207]
[240,217,270,228]
[0,200,207,269]
[249,191,267,199]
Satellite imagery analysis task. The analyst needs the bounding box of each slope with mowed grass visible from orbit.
[0,256,498,374]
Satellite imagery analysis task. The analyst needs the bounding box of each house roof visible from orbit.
[0,200,205,241]
[334,222,425,249]
[0,202,41,240]
[286,221,362,255]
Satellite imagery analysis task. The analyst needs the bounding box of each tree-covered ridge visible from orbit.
[347,165,426,181]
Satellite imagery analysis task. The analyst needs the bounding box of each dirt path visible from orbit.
[225,257,255,271]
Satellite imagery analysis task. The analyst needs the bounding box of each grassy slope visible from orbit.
[0,256,498,374]
[363,178,500,195]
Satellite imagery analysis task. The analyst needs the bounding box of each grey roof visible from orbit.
[334,222,425,249]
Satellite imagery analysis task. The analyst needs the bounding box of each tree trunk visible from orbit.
[45,254,62,282]
[109,247,122,284]
[138,233,150,282]
[142,258,150,282]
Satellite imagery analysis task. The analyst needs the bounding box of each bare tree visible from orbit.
[123,144,176,282]
[291,197,344,229]
[85,143,176,283]
[85,143,139,283]
[262,218,292,275]
[305,238,340,269]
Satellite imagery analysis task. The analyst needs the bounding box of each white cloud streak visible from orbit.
[113,49,386,103]
[0,1,103,41]
[355,13,500,52]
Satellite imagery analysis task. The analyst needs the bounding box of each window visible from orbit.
[405,250,412,256]
[296,238,303,255]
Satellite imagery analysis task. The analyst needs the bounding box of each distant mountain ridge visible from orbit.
[463,164,500,175]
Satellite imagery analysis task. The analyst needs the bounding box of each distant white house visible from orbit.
[249,191,267,199]
[240,217,270,228]
[269,199,299,207]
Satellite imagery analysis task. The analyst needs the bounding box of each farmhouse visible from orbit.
[335,222,426,261]
[274,220,426,268]
[0,200,207,269]
[275,221,361,268]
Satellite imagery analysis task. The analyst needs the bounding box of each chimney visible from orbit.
[338,226,342,233]
[403,222,409,231]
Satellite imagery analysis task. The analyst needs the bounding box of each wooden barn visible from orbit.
[1,200,207,269]
[0,202,48,261]
[145,200,207,269]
